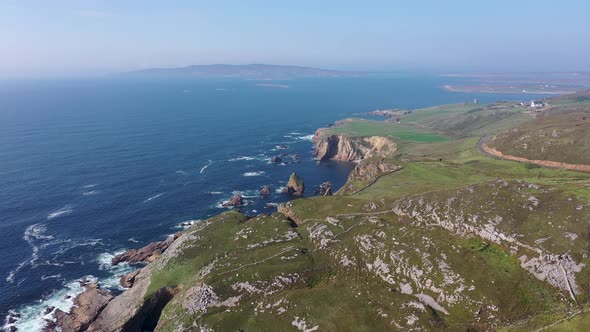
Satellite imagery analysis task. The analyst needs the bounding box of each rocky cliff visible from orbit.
[313,129,397,161]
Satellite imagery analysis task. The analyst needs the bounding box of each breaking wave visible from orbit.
[243,171,265,177]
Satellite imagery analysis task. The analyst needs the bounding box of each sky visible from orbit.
[1,0,590,77]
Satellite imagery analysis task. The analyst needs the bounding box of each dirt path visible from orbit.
[477,136,590,173]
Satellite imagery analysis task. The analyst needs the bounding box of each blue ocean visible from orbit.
[0,75,547,331]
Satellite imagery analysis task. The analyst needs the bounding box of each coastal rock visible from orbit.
[222,194,244,207]
[120,269,141,288]
[259,185,271,195]
[285,172,304,195]
[270,156,283,163]
[48,282,113,332]
[278,202,304,226]
[317,181,333,196]
[112,233,181,265]
[313,129,397,161]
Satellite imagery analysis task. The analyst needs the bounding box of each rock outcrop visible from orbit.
[112,233,181,265]
[348,160,402,183]
[313,129,397,161]
[285,172,304,195]
[120,269,141,288]
[45,281,113,332]
[277,201,304,226]
[259,185,271,195]
[222,194,244,207]
[317,181,333,196]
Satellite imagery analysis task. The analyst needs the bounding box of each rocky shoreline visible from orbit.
[36,125,392,332]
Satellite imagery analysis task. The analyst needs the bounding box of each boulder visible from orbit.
[259,185,271,195]
[222,194,244,207]
[270,156,283,163]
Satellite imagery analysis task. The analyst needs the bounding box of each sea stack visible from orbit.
[223,194,244,207]
[259,185,271,195]
[286,172,305,195]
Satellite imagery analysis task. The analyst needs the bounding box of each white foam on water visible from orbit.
[207,191,223,195]
[228,156,256,161]
[82,190,100,196]
[296,134,314,141]
[3,278,91,332]
[288,132,303,135]
[47,206,73,220]
[243,171,265,177]
[6,224,54,284]
[175,170,188,175]
[232,190,259,198]
[144,193,164,202]
[128,238,139,243]
[81,184,98,189]
[200,160,214,174]
[276,186,287,193]
[96,252,136,290]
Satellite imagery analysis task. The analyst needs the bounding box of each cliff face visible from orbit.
[313,129,397,161]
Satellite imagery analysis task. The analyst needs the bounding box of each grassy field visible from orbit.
[114,92,590,331]
[325,118,452,142]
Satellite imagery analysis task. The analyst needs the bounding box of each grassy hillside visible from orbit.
[84,92,590,331]
[489,112,590,165]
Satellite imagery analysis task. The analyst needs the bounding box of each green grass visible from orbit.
[325,119,452,142]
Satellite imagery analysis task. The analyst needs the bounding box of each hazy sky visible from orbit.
[1,0,590,77]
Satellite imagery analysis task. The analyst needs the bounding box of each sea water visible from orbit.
[0,75,548,331]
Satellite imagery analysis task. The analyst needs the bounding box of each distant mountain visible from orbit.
[121,64,361,79]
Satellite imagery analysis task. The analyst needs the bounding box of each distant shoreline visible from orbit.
[443,84,579,95]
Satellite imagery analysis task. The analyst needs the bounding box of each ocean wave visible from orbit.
[296,134,314,141]
[200,161,214,174]
[82,190,100,196]
[243,171,265,177]
[128,237,139,243]
[3,277,90,332]
[41,274,63,281]
[47,206,73,220]
[144,193,164,202]
[82,184,98,189]
[276,186,287,193]
[175,170,188,175]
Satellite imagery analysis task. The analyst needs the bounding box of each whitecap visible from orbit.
[82,184,97,189]
[243,171,265,177]
[47,206,73,220]
[207,191,223,195]
[144,193,164,202]
[289,132,303,135]
[41,274,62,281]
[200,161,214,174]
[82,190,100,196]
[276,186,287,193]
[296,134,314,141]
[175,170,188,175]
[128,238,139,243]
